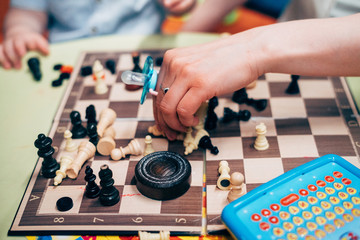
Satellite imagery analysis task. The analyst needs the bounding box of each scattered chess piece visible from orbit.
[64,130,77,152]
[217,160,231,190]
[66,141,96,179]
[227,172,245,202]
[139,231,170,240]
[84,166,100,198]
[205,96,218,131]
[144,135,155,156]
[27,57,42,81]
[99,164,120,206]
[110,139,142,160]
[105,59,116,74]
[34,134,60,178]
[93,60,108,94]
[97,126,116,156]
[286,74,300,94]
[97,108,116,137]
[70,111,87,139]
[54,155,73,186]
[87,123,99,146]
[254,122,269,151]
[85,104,97,125]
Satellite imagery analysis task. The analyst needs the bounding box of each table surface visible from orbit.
[0,33,359,240]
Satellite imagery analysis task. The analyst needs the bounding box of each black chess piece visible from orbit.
[27,57,42,81]
[87,123,99,146]
[85,104,97,125]
[286,74,300,94]
[99,165,120,206]
[198,135,219,155]
[232,88,267,112]
[34,134,60,178]
[70,111,87,139]
[105,59,116,74]
[84,166,100,198]
[205,97,218,131]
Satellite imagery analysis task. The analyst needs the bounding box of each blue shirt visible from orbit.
[11,0,166,43]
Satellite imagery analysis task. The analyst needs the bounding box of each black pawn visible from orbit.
[286,75,300,94]
[28,57,42,81]
[99,165,120,206]
[84,166,100,198]
[205,97,218,131]
[34,134,60,178]
[70,111,87,139]
[85,104,97,125]
[105,59,116,74]
[87,123,99,146]
[198,135,219,155]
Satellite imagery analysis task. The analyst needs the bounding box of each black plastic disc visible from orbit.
[56,197,73,211]
[135,151,191,200]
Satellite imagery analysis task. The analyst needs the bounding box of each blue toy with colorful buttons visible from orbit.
[222,154,360,240]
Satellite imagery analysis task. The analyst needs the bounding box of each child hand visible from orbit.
[0,31,49,69]
[160,0,196,15]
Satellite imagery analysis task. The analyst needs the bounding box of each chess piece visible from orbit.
[97,108,116,137]
[227,172,246,203]
[66,141,96,179]
[99,164,120,206]
[85,104,97,125]
[97,126,116,156]
[144,135,155,156]
[110,139,142,160]
[54,155,73,186]
[105,59,116,74]
[70,111,87,139]
[34,134,60,178]
[217,160,231,190]
[254,122,269,151]
[205,96,218,131]
[84,166,100,198]
[27,57,42,81]
[286,74,300,94]
[93,60,108,94]
[87,123,99,146]
[64,130,77,152]
[139,231,170,240]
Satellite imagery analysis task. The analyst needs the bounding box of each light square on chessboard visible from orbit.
[246,81,270,99]
[38,185,85,214]
[109,83,143,101]
[270,97,306,118]
[206,137,243,161]
[112,121,138,139]
[309,117,348,135]
[314,135,356,156]
[137,99,155,120]
[129,137,169,161]
[305,99,340,117]
[240,118,276,137]
[206,185,231,215]
[243,158,284,184]
[275,118,312,135]
[265,73,291,82]
[299,80,335,99]
[72,100,109,121]
[82,70,117,86]
[90,160,129,185]
[119,185,161,214]
[277,135,319,158]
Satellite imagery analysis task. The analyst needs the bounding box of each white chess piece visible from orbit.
[144,135,155,156]
[54,155,73,186]
[217,160,231,190]
[227,172,246,203]
[64,129,77,152]
[110,139,142,160]
[93,60,108,94]
[97,126,116,156]
[66,141,96,179]
[254,122,269,151]
[97,108,116,137]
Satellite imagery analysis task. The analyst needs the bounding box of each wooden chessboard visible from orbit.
[8,50,360,236]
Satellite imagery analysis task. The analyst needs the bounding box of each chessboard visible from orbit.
[8,50,360,236]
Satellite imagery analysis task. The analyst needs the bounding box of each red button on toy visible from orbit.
[299,189,309,196]
[325,176,335,182]
[261,209,271,217]
[259,222,270,231]
[270,204,280,211]
[251,214,261,222]
[342,178,352,185]
[316,180,326,187]
[333,171,343,178]
[308,184,318,191]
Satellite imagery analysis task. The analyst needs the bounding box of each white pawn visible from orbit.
[64,130,77,152]
[54,155,73,186]
[139,231,170,240]
[97,108,117,137]
[227,172,246,203]
[217,160,231,190]
[254,122,269,151]
[144,135,155,156]
[111,139,142,160]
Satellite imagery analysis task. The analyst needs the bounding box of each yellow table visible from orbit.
[0,33,220,240]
